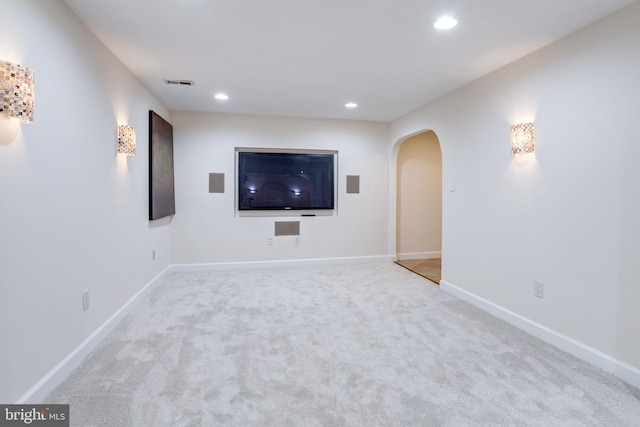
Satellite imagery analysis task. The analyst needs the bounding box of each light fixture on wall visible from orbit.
[117,125,136,156]
[510,122,535,156]
[0,60,35,124]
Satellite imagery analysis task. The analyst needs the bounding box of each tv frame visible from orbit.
[235,148,338,214]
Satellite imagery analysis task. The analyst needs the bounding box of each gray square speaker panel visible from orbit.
[346,175,360,194]
[209,173,225,193]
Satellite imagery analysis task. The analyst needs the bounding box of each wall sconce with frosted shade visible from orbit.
[117,125,136,156]
[0,60,35,124]
[510,123,535,156]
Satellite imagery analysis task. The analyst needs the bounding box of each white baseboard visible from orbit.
[32,259,637,405]
[169,255,395,272]
[440,280,640,390]
[396,251,441,261]
[17,266,170,404]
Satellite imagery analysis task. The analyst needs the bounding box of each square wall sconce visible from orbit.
[510,123,535,156]
[118,125,136,156]
[0,60,35,124]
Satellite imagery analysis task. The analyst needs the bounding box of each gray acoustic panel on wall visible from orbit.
[209,173,225,193]
[346,175,360,194]
[275,221,300,236]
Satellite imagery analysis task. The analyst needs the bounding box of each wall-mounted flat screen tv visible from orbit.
[238,151,335,210]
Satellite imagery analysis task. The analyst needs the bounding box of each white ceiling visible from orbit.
[63,0,637,122]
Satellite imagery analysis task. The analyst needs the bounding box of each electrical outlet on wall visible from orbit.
[295,236,300,245]
[82,290,90,311]
[534,281,544,298]
[268,237,273,245]
[152,249,156,260]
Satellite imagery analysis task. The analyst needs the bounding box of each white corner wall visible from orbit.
[396,131,442,260]
[170,112,389,264]
[390,2,640,380]
[0,0,171,402]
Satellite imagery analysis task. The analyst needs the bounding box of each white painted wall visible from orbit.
[3,0,639,404]
[396,131,442,260]
[0,0,171,402]
[390,2,640,371]
[170,112,389,264]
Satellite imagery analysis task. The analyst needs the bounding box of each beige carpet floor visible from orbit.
[395,258,441,284]
[45,262,640,426]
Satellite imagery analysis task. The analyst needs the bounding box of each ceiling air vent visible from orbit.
[163,79,195,86]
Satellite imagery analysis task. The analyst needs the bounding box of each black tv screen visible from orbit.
[238,151,335,210]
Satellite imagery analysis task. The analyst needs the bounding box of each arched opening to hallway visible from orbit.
[395,130,442,284]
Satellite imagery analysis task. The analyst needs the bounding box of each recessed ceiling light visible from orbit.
[345,102,358,108]
[434,16,458,30]
[214,93,229,101]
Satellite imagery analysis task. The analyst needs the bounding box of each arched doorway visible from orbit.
[395,130,443,284]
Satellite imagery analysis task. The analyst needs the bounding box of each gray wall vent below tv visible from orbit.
[275,221,300,236]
